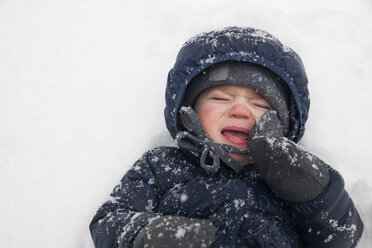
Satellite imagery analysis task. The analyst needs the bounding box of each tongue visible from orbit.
[222,130,249,140]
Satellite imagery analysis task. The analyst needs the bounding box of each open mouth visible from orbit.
[221,126,250,145]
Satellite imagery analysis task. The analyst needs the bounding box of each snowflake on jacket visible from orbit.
[90,27,363,248]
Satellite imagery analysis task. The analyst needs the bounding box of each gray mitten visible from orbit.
[133,215,216,248]
[248,110,330,203]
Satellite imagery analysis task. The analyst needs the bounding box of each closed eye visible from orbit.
[211,97,229,101]
[253,103,271,110]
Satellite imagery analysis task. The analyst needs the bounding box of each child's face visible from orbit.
[194,85,271,166]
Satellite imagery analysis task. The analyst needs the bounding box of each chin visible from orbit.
[229,153,252,166]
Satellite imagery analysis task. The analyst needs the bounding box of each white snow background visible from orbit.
[0,0,371,247]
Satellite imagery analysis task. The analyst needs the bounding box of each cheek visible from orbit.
[252,108,269,120]
[197,107,221,134]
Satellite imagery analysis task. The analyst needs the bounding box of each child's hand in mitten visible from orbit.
[133,215,216,248]
[248,111,329,203]
[249,110,284,139]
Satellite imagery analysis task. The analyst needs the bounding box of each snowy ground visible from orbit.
[0,0,371,247]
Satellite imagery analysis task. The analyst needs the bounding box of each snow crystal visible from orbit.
[130,212,142,221]
[180,193,188,203]
[233,199,246,210]
[249,29,278,43]
[107,195,119,205]
[145,199,154,211]
[163,164,171,172]
[329,219,357,235]
[238,51,255,57]
[152,156,159,163]
[200,55,217,65]
[282,44,293,53]
[265,137,276,146]
[306,154,313,161]
[324,234,334,243]
[312,164,319,170]
[98,212,112,224]
[175,226,186,239]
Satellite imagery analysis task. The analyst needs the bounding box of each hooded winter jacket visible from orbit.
[90,27,363,247]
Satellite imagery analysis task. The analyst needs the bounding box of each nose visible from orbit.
[228,103,252,119]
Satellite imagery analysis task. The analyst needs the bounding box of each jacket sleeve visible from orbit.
[89,151,161,248]
[288,167,364,248]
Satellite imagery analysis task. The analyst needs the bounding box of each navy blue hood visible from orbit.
[164,27,310,142]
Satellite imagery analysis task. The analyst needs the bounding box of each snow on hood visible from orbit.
[164,26,310,143]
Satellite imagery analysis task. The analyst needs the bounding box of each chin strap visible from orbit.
[176,106,249,174]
